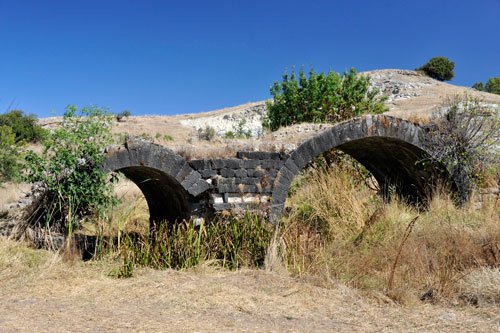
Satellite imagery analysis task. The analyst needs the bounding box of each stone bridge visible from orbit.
[102,115,453,226]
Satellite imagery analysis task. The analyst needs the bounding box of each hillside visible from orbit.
[38,69,500,159]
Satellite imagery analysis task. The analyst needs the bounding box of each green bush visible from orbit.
[116,110,131,122]
[24,105,117,240]
[264,66,386,131]
[417,56,455,81]
[485,77,500,95]
[0,110,45,142]
[0,125,24,185]
[472,82,485,91]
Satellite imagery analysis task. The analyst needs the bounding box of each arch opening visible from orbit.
[270,115,457,220]
[337,136,443,202]
[116,166,192,227]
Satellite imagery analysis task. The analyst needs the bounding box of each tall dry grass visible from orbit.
[276,166,500,304]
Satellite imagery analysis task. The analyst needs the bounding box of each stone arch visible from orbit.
[270,115,453,220]
[101,138,209,226]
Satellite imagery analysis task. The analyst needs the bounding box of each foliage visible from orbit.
[116,110,131,122]
[0,125,24,184]
[121,212,273,271]
[264,66,386,131]
[24,105,117,240]
[472,82,485,91]
[421,95,500,202]
[224,131,235,139]
[417,56,455,81]
[485,77,500,95]
[0,110,45,142]
[197,125,216,141]
[163,134,173,141]
[472,78,500,95]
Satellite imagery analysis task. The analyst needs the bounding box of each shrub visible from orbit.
[417,56,455,81]
[0,110,45,142]
[472,82,485,91]
[485,77,500,95]
[24,105,117,244]
[163,134,173,141]
[0,125,24,185]
[116,110,131,122]
[421,95,500,202]
[197,125,216,141]
[264,66,386,131]
[224,131,235,139]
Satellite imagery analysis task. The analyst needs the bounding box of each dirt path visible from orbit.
[1,240,499,332]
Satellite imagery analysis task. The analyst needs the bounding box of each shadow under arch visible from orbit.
[270,115,456,220]
[101,138,209,228]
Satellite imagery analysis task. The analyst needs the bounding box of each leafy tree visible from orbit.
[0,125,24,185]
[264,66,386,131]
[0,110,45,142]
[116,110,132,122]
[24,105,117,243]
[417,56,455,81]
[485,77,500,95]
[472,82,485,91]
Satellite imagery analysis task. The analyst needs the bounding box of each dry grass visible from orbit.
[2,237,500,332]
[279,166,500,305]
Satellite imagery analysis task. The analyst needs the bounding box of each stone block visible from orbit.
[234,169,247,178]
[224,158,242,169]
[211,159,225,169]
[190,159,212,170]
[200,169,217,178]
[220,168,236,177]
[242,159,260,168]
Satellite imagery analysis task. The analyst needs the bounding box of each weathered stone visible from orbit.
[190,159,212,170]
[200,169,217,178]
[224,158,243,169]
[219,168,236,177]
[234,169,247,178]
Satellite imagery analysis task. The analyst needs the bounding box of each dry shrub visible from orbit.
[278,166,500,304]
[459,267,500,306]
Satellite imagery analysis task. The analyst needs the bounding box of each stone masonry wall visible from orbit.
[189,151,288,217]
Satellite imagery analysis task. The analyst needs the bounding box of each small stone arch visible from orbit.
[101,138,209,227]
[270,115,453,220]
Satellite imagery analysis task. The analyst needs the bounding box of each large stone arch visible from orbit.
[270,115,452,220]
[101,138,209,227]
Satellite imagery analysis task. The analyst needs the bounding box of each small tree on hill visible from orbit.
[264,66,386,131]
[472,82,485,91]
[417,56,455,81]
[0,110,45,142]
[116,110,131,122]
[485,77,500,95]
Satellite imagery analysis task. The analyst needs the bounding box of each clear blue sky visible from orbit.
[1,0,499,118]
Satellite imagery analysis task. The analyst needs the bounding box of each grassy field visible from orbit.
[2,165,500,332]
